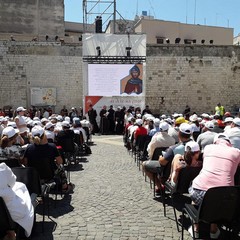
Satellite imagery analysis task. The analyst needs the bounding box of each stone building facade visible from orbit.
[0,0,64,40]
[0,41,240,115]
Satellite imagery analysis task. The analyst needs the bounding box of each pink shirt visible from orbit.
[193,139,240,191]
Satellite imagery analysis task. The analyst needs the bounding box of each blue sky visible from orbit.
[65,0,240,36]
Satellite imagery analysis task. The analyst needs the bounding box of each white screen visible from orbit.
[88,64,143,96]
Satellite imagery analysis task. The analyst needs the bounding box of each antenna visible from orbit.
[194,0,197,24]
[186,0,188,24]
[136,0,138,16]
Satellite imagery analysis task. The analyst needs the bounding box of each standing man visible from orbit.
[215,103,225,119]
[88,104,99,134]
[115,106,124,135]
[142,105,152,116]
[99,106,109,135]
[108,105,115,134]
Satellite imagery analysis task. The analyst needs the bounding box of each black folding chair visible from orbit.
[57,132,77,166]
[134,135,147,166]
[83,126,91,144]
[27,157,60,210]
[11,167,44,232]
[138,135,152,170]
[0,158,21,168]
[73,133,84,160]
[164,166,202,231]
[182,186,240,240]
[145,147,168,187]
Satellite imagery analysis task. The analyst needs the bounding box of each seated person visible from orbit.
[0,163,34,240]
[0,127,24,165]
[44,122,56,143]
[168,141,202,189]
[143,123,193,194]
[147,122,175,159]
[23,126,74,193]
[56,121,77,153]
[188,134,240,239]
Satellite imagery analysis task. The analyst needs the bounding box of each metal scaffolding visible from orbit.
[82,0,116,33]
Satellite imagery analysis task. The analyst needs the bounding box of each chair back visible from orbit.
[74,133,83,146]
[58,136,75,153]
[27,157,55,182]
[0,197,15,237]
[12,167,42,195]
[177,166,202,194]
[0,159,20,168]
[135,135,148,151]
[47,138,54,143]
[151,147,168,160]
[198,186,240,224]
[83,127,90,141]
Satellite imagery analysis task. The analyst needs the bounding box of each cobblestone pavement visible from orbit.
[32,135,192,240]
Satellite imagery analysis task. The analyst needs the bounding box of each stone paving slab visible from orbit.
[31,135,192,240]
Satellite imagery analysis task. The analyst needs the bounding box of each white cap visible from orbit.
[185,141,200,152]
[233,117,240,127]
[179,123,192,135]
[213,133,230,143]
[16,106,26,112]
[33,117,40,121]
[33,120,42,126]
[159,122,169,131]
[62,121,70,127]
[2,126,19,138]
[41,118,48,123]
[0,117,7,122]
[189,114,198,122]
[31,125,44,137]
[64,116,71,123]
[56,115,63,121]
[27,120,34,127]
[136,119,143,126]
[136,113,142,119]
[172,113,180,118]
[204,121,214,129]
[73,117,80,125]
[153,118,160,126]
[45,122,55,130]
[224,117,234,123]
[7,121,17,128]
[201,113,210,119]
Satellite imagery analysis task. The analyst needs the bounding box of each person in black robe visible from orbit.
[114,106,125,135]
[87,105,99,134]
[107,105,115,134]
[99,106,109,135]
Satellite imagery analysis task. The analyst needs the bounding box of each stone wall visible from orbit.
[0,0,64,36]
[0,41,82,112]
[146,45,240,115]
[1,40,240,115]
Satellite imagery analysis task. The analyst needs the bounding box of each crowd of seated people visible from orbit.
[122,106,240,239]
[0,106,93,239]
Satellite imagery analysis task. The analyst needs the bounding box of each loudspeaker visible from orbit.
[95,16,102,33]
